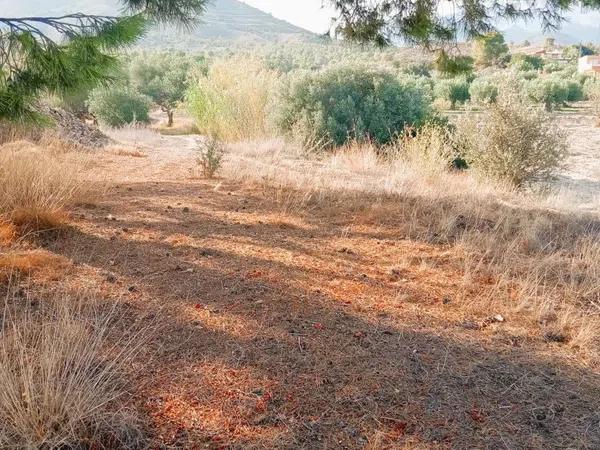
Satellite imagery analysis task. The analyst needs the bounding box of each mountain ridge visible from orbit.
[0,0,317,48]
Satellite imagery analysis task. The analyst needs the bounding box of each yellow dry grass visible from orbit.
[0,291,147,449]
[224,138,600,357]
[0,140,94,232]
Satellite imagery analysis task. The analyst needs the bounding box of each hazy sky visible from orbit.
[241,0,335,33]
[240,1,600,34]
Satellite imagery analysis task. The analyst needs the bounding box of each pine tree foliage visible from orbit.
[329,0,600,48]
[0,0,207,122]
[328,0,600,77]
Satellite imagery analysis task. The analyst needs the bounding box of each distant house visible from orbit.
[578,55,600,75]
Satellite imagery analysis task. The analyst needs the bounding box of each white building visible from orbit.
[578,55,600,75]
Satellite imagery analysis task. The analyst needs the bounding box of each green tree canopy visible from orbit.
[0,0,207,122]
[472,32,509,67]
[129,51,206,126]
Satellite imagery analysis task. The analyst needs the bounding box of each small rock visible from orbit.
[493,314,505,323]
[182,207,190,213]
[106,214,114,221]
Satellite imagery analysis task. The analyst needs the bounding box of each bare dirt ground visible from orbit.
[553,104,600,214]
[17,119,595,449]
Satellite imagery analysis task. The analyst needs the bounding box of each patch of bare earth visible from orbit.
[540,105,600,214]
[18,128,600,449]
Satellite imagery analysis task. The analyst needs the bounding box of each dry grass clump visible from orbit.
[392,124,459,174]
[0,141,91,231]
[0,291,147,449]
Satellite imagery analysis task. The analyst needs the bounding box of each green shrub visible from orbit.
[196,136,225,178]
[434,52,474,76]
[543,61,567,74]
[525,78,568,110]
[510,53,544,71]
[277,67,430,149]
[520,70,539,81]
[564,79,584,102]
[472,32,510,68]
[433,78,470,109]
[403,63,432,78]
[583,77,600,100]
[87,86,151,127]
[469,78,498,104]
[456,94,567,186]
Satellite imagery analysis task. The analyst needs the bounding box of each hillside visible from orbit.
[0,0,317,48]
[500,12,600,45]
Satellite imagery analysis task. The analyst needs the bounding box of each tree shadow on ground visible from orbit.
[44,180,600,449]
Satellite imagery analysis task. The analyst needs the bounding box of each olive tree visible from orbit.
[129,51,205,127]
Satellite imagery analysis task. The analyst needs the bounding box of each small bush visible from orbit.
[277,67,430,149]
[543,61,567,74]
[433,77,471,109]
[469,78,498,104]
[196,136,225,178]
[525,78,568,110]
[510,53,544,71]
[583,77,600,100]
[403,63,432,77]
[564,79,584,102]
[456,94,567,186]
[88,86,151,127]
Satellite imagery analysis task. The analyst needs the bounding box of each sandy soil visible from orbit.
[26,124,598,449]
[553,105,600,214]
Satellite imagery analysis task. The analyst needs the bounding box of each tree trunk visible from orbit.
[167,110,174,127]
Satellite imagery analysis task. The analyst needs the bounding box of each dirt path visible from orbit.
[37,126,600,449]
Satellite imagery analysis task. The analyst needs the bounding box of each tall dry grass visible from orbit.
[0,291,147,449]
[224,138,600,357]
[0,141,93,231]
[187,58,280,142]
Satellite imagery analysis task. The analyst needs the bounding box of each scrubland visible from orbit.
[1,41,600,449]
